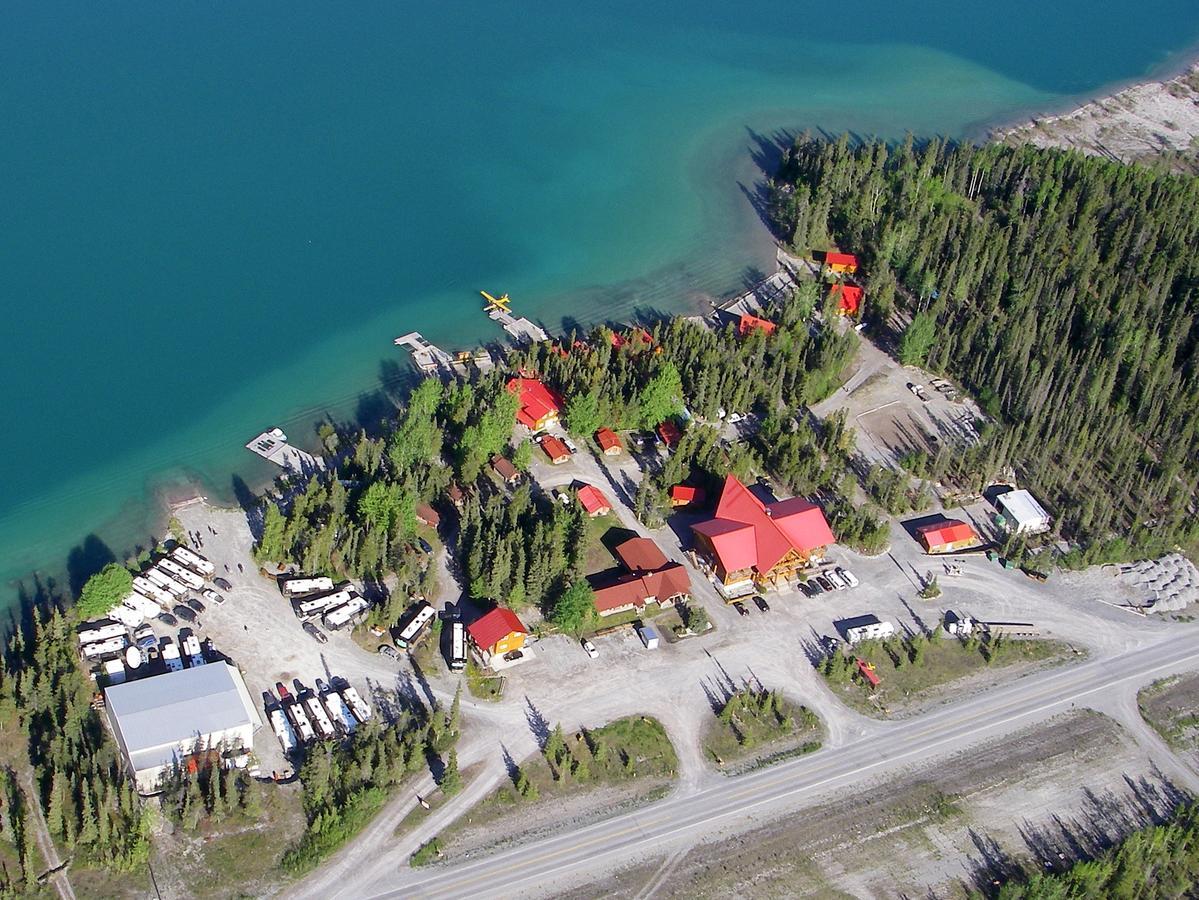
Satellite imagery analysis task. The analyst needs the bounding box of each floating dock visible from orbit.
[394,331,455,374]
[487,308,549,344]
[246,428,326,474]
[714,269,796,318]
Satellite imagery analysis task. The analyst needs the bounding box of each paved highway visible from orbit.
[361,630,1199,900]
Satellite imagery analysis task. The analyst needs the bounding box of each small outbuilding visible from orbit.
[539,435,572,464]
[996,489,1051,535]
[490,455,521,485]
[737,314,777,338]
[415,503,440,528]
[824,251,859,274]
[669,485,705,508]
[656,421,682,449]
[829,283,863,316]
[576,484,612,517]
[916,519,979,554]
[595,428,623,456]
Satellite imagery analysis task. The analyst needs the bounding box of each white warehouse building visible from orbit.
[997,489,1052,535]
[104,662,262,794]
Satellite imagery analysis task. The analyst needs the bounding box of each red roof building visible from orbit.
[491,455,520,484]
[824,251,859,273]
[467,608,528,658]
[595,428,623,456]
[614,537,669,572]
[592,566,691,617]
[576,484,612,517]
[539,435,571,464]
[657,420,682,449]
[669,485,705,508]
[738,314,777,338]
[829,283,863,316]
[691,475,835,590]
[415,503,440,528]
[916,519,979,554]
[507,377,564,431]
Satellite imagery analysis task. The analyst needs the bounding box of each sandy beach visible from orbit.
[993,65,1199,170]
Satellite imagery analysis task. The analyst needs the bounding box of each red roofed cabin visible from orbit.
[591,537,692,617]
[657,420,682,449]
[738,314,777,338]
[415,503,440,528]
[829,283,863,316]
[916,519,979,554]
[670,485,705,508]
[576,484,612,517]
[595,428,623,456]
[507,377,564,431]
[490,455,520,485]
[467,608,528,661]
[824,252,859,274]
[692,474,835,595]
[539,435,572,464]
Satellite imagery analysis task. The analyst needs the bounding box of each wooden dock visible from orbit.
[394,331,455,374]
[487,308,548,344]
[246,427,325,474]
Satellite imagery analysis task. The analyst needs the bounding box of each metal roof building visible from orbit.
[997,489,1052,535]
[104,662,261,794]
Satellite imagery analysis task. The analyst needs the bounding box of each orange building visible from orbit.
[916,519,979,554]
[829,283,863,316]
[507,378,564,431]
[737,313,777,337]
[467,608,528,659]
[824,251,859,274]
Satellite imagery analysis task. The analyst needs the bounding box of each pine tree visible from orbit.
[440,751,462,797]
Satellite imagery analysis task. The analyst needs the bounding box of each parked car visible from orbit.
[187,597,206,613]
[418,538,433,555]
[581,638,598,659]
[156,612,178,626]
[377,644,399,660]
[806,578,825,595]
[753,595,770,612]
[836,567,859,588]
[825,571,847,590]
[201,587,222,604]
[727,412,745,424]
[172,605,197,622]
[275,681,291,702]
[815,575,835,593]
[213,576,233,591]
[303,622,328,644]
[563,436,579,454]
[732,601,749,617]
[821,635,842,653]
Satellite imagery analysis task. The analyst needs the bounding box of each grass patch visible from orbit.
[821,631,1071,716]
[586,605,663,635]
[410,837,444,867]
[465,660,504,701]
[446,716,677,840]
[704,688,822,772]
[1138,674,1199,751]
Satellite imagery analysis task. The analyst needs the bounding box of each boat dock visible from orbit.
[487,308,549,344]
[246,428,326,475]
[394,331,455,374]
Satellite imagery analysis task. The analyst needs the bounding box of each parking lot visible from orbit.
[811,333,984,470]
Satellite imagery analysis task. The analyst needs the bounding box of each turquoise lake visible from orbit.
[3,1,1199,607]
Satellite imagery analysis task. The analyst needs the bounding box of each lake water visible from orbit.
[3,1,1198,606]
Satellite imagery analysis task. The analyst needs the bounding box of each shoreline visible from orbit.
[986,58,1199,167]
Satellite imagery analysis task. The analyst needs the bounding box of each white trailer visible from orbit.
[845,618,896,645]
[158,559,204,591]
[102,658,127,684]
[449,621,467,672]
[82,635,127,660]
[171,545,215,577]
[132,577,175,606]
[270,707,297,754]
[321,691,357,734]
[77,622,126,645]
[282,577,335,598]
[124,592,161,618]
[304,696,337,739]
[323,597,370,630]
[182,634,205,667]
[144,568,187,597]
[395,602,436,649]
[340,687,372,724]
[108,603,143,627]
[286,701,315,743]
[296,588,354,619]
[161,640,183,672]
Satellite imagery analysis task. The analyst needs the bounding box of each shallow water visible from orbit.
[3,1,1198,607]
